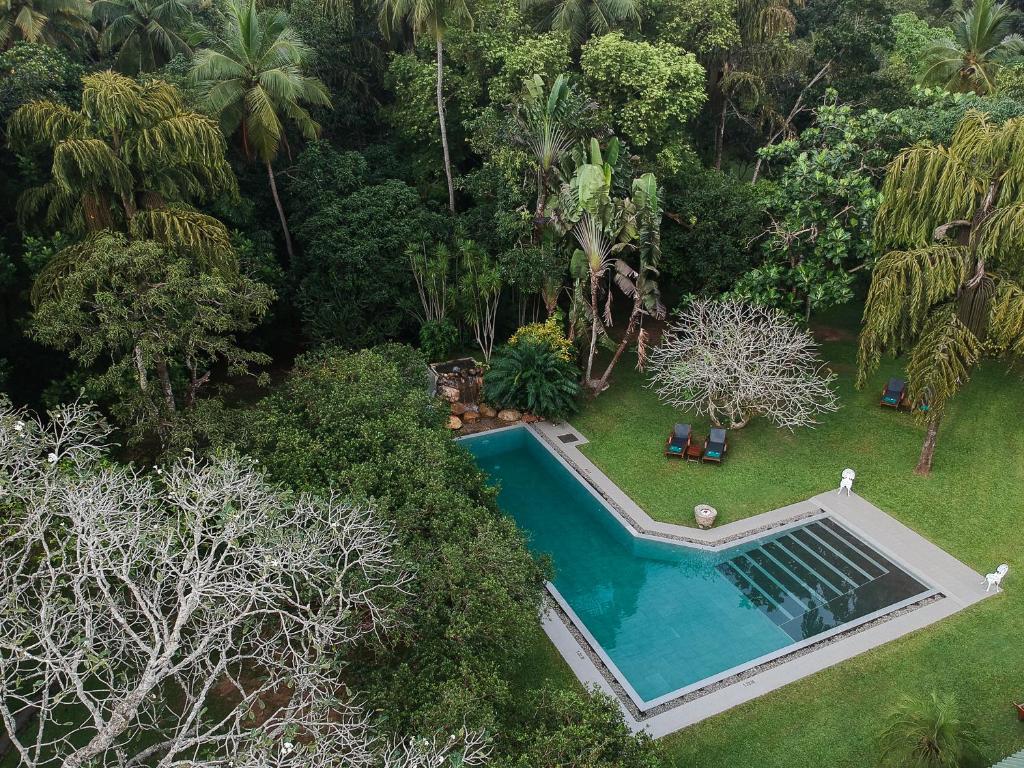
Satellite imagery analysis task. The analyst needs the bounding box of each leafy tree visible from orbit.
[878,692,984,768]
[0,0,92,51]
[645,0,739,58]
[920,0,1024,95]
[457,238,502,362]
[93,0,194,74]
[8,71,238,280]
[580,32,705,169]
[731,95,907,319]
[494,685,659,768]
[192,0,331,262]
[886,12,952,88]
[484,338,580,418]
[291,178,446,346]
[221,345,546,736]
[522,0,639,47]
[30,233,273,437]
[858,111,1024,474]
[377,0,472,213]
[0,41,83,126]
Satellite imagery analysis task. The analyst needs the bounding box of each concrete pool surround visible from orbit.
[458,422,994,737]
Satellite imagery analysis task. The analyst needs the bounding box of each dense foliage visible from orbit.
[484,338,581,418]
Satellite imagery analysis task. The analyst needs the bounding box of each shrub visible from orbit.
[419,317,459,361]
[508,318,573,362]
[484,340,580,419]
[877,692,984,768]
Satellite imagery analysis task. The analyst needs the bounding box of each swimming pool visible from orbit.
[463,426,936,710]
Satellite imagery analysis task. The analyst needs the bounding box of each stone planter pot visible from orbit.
[694,504,718,529]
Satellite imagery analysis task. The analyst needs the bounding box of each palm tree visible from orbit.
[92,0,193,74]
[377,0,471,213]
[878,692,984,767]
[511,73,595,228]
[708,0,802,169]
[858,111,1024,474]
[920,0,1024,95]
[192,0,331,262]
[0,0,93,50]
[522,0,639,48]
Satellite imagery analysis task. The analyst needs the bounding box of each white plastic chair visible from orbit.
[837,468,855,496]
[984,563,1009,592]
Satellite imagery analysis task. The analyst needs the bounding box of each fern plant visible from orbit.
[483,340,580,420]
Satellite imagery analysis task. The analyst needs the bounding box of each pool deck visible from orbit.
[526,420,994,738]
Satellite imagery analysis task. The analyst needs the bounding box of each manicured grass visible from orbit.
[525,320,1024,767]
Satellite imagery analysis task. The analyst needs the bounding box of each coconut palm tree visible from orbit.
[192,0,331,262]
[858,111,1024,474]
[377,0,471,213]
[92,0,194,74]
[920,0,1024,95]
[522,0,639,47]
[0,0,93,50]
[878,692,984,767]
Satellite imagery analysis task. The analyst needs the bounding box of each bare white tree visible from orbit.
[0,398,486,768]
[647,299,840,429]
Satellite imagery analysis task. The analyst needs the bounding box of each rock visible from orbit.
[462,410,480,423]
[450,402,468,416]
[478,404,497,418]
[447,416,463,430]
[522,413,539,423]
[497,409,521,422]
[439,385,460,403]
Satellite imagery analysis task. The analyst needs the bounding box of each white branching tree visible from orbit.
[648,299,839,429]
[0,398,489,768]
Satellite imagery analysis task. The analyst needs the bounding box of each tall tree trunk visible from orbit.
[594,302,641,392]
[155,359,176,414]
[915,412,942,475]
[714,101,727,171]
[436,35,456,213]
[585,270,600,385]
[266,160,295,264]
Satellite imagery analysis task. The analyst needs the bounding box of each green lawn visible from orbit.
[526,321,1024,767]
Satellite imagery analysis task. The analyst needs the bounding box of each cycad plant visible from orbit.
[0,0,93,50]
[483,339,580,419]
[878,692,984,768]
[920,0,1024,95]
[377,0,471,213]
[858,111,1024,474]
[192,0,331,262]
[92,0,194,74]
[8,70,238,296]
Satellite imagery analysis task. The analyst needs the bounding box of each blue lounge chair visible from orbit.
[665,424,691,458]
[880,378,906,409]
[702,428,728,463]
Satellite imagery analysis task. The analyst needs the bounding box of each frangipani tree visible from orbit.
[0,397,489,768]
[858,111,1024,474]
[649,299,838,429]
[920,0,1024,95]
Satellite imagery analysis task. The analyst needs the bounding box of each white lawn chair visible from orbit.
[984,563,1009,592]
[837,468,855,496]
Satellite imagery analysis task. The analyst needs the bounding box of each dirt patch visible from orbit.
[811,324,856,343]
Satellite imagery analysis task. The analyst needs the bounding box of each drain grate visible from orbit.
[557,433,578,444]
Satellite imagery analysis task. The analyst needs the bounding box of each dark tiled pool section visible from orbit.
[463,426,936,708]
[717,518,929,642]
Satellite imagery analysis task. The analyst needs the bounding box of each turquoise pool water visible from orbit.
[463,426,930,705]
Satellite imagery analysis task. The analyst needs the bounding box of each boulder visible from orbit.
[497,409,521,422]
[522,413,539,423]
[450,402,469,416]
[447,416,463,430]
[462,410,480,423]
[439,385,460,403]
[478,404,497,418]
